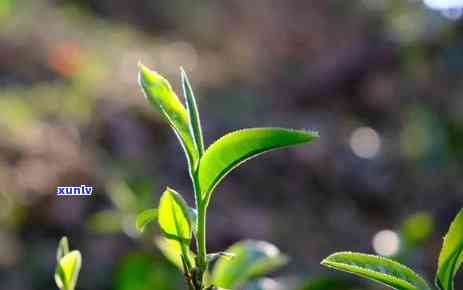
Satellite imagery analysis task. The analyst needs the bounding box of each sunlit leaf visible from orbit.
[158,187,192,242]
[181,67,204,155]
[138,63,199,168]
[321,252,431,290]
[155,237,195,270]
[198,128,319,204]
[55,251,82,290]
[57,236,70,262]
[212,240,289,289]
[136,208,158,232]
[436,209,463,290]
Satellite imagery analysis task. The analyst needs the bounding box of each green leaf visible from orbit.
[436,208,463,290]
[57,236,70,262]
[181,67,204,155]
[55,250,82,290]
[138,63,199,169]
[155,237,196,270]
[212,240,289,289]
[198,128,319,204]
[321,252,431,290]
[158,187,192,242]
[136,208,158,232]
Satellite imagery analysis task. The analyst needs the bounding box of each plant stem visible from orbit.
[193,174,207,287]
[197,202,207,270]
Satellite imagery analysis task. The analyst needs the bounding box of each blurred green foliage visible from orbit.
[114,253,184,290]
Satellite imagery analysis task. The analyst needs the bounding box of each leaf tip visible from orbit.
[137,62,152,80]
[137,63,167,87]
[303,130,320,140]
[59,236,69,246]
[320,253,337,266]
[180,65,186,75]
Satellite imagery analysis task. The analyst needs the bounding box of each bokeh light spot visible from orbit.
[373,230,400,256]
[350,127,381,159]
[424,0,463,9]
[423,0,463,19]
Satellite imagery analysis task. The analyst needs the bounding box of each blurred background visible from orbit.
[0,0,462,289]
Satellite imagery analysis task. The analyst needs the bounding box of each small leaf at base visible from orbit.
[158,188,192,242]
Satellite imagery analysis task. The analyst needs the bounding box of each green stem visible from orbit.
[190,145,206,288]
[193,174,207,283]
[197,202,207,271]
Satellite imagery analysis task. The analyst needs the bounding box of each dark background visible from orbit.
[0,1,461,289]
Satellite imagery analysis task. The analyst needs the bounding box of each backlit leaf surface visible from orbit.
[138,64,198,168]
[198,128,319,204]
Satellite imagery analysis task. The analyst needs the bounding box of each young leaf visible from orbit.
[138,63,199,169]
[55,250,82,290]
[198,127,319,205]
[436,208,463,290]
[158,187,192,242]
[212,240,289,289]
[155,237,196,270]
[136,208,158,232]
[321,252,431,290]
[181,67,204,155]
[57,236,70,262]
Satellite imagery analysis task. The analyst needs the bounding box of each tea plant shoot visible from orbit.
[136,63,319,290]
